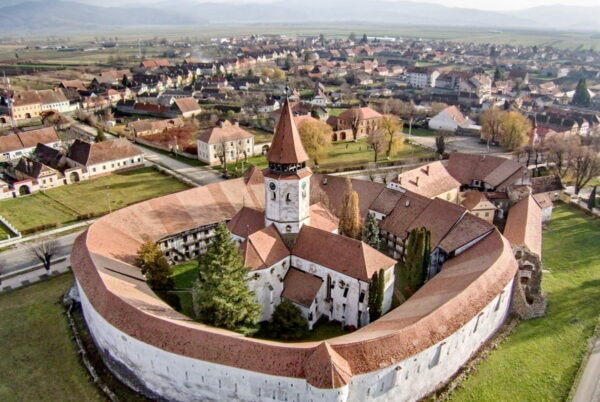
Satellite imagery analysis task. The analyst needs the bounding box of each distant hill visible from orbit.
[505,5,600,31]
[1,0,600,33]
[0,1,199,32]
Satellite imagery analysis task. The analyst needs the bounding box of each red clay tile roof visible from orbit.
[267,100,309,164]
[447,153,525,189]
[407,198,466,247]
[174,97,201,114]
[282,267,322,307]
[380,191,431,238]
[503,195,542,257]
[240,226,289,270]
[70,169,518,389]
[293,226,395,282]
[394,161,460,198]
[227,206,265,239]
[311,174,385,219]
[308,203,339,232]
[304,342,352,389]
[198,121,253,144]
[369,188,404,216]
[68,138,143,166]
[338,106,382,121]
[438,213,495,253]
[0,127,60,154]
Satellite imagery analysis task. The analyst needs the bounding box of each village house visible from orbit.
[127,118,184,137]
[196,120,254,166]
[327,106,382,141]
[428,106,476,132]
[67,138,145,177]
[460,190,497,223]
[173,97,202,118]
[387,161,461,203]
[0,127,61,162]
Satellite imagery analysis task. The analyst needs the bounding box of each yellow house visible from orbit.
[460,190,497,223]
[12,91,42,120]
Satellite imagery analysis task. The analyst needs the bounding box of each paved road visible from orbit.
[573,336,600,402]
[0,231,83,275]
[141,147,223,186]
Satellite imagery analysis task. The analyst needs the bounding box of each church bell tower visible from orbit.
[264,98,312,236]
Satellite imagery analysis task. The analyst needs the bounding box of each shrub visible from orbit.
[267,299,309,340]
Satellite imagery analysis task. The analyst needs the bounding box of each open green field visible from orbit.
[0,274,102,401]
[0,167,188,233]
[222,138,435,176]
[451,203,600,401]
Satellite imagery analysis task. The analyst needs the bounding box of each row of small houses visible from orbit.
[0,126,144,200]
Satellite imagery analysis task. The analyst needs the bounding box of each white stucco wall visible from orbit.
[248,257,290,321]
[76,274,514,402]
[265,175,311,235]
[88,155,145,177]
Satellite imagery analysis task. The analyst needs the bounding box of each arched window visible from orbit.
[271,192,276,200]
[286,193,291,202]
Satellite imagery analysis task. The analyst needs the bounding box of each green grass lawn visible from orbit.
[0,274,102,401]
[0,221,15,240]
[171,260,199,289]
[405,127,437,136]
[244,126,274,144]
[0,167,189,233]
[450,203,600,401]
[328,108,346,117]
[221,138,435,177]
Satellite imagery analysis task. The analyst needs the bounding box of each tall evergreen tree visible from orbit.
[122,74,129,88]
[404,227,432,292]
[376,268,385,317]
[135,238,174,290]
[368,271,380,322]
[361,33,368,44]
[572,78,591,107]
[362,213,381,249]
[588,186,597,210]
[192,222,261,335]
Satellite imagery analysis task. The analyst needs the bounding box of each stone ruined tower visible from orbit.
[264,98,312,237]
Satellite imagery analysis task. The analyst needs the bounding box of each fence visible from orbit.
[0,215,21,245]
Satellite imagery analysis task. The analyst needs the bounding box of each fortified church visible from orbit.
[227,98,396,328]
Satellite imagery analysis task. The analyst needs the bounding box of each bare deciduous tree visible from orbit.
[570,146,600,195]
[29,240,58,271]
[367,129,386,163]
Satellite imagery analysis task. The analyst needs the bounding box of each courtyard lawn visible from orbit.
[450,203,600,401]
[0,167,189,233]
[0,274,102,401]
[222,138,435,177]
[171,260,199,289]
[0,221,15,240]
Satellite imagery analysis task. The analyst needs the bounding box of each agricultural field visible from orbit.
[451,204,600,401]
[0,167,188,234]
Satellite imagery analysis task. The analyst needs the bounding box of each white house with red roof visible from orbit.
[428,105,475,132]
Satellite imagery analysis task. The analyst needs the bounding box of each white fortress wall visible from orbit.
[76,275,514,402]
[346,278,515,402]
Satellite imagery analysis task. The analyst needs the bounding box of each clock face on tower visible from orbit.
[269,181,277,191]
